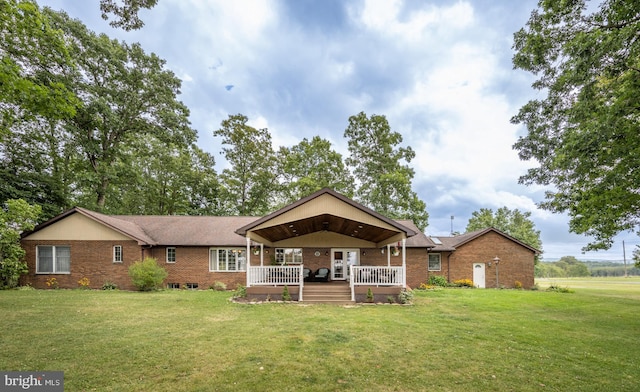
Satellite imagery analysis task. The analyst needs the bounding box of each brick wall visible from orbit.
[447,232,535,289]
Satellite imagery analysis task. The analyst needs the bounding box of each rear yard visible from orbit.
[1,280,638,391]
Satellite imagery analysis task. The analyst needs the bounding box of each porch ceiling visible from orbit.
[252,213,400,244]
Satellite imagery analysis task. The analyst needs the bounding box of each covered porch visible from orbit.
[235,189,416,303]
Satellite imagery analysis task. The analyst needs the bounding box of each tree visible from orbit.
[213,114,278,215]
[344,112,428,231]
[634,246,640,269]
[0,0,79,135]
[277,136,354,204]
[46,8,196,211]
[0,199,41,288]
[512,0,640,251]
[99,0,158,30]
[466,207,543,257]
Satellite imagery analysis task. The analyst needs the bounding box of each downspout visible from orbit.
[447,252,451,283]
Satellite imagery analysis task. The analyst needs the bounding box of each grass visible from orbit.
[1,281,638,391]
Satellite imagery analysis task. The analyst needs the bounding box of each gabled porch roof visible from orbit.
[235,188,417,247]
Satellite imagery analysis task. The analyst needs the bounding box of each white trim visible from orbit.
[428,253,441,271]
[36,245,71,274]
[113,245,123,263]
[166,247,176,263]
[209,247,247,272]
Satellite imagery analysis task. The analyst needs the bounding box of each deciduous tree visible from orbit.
[466,207,543,258]
[213,114,277,215]
[512,0,640,251]
[277,136,354,204]
[344,112,428,231]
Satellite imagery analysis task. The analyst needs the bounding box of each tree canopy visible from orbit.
[344,112,428,231]
[0,199,41,288]
[512,0,640,251]
[99,0,158,30]
[466,207,542,258]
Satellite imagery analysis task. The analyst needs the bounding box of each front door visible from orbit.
[473,263,486,288]
[331,249,359,281]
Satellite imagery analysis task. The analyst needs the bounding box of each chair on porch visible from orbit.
[314,267,330,282]
[303,268,313,282]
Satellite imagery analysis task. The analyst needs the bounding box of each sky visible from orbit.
[38,0,638,261]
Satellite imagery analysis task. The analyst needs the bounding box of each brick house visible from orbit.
[20,188,538,301]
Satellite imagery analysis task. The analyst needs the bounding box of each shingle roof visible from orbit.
[428,227,540,254]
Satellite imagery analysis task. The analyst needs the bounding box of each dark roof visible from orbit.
[428,227,540,254]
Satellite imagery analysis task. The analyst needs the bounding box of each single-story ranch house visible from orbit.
[20,188,538,302]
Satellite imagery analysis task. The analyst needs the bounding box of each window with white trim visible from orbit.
[209,248,246,271]
[113,245,123,263]
[275,248,303,264]
[166,247,176,263]
[428,253,441,271]
[37,245,71,274]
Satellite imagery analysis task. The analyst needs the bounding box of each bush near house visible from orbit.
[128,257,168,291]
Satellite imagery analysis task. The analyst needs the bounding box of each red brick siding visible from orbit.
[447,232,535,289]
[21,240,143,290]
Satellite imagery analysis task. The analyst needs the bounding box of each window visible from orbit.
[209,248,246,271]
[113,245,123,263]
[428,253,441,271]
[37,246,71,274]
[167,283,180,289]
[166,247,176,263]
[275,248,303,264]
[185,283,198,290]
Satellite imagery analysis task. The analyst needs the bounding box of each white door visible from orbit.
[331,249,359,280]
[473,263,486,288]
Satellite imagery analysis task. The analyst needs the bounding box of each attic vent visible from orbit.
[431,237,442,245]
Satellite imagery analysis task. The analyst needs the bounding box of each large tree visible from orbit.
[0,0,78,135]
[46,8,196,211]
[512,0,640,251]
[466,207,543,259]
[213,114,278,216]
[99,0,158,30]
[344,112,428,231]
[277,136,354,205]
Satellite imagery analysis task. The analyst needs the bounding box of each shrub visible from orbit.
[453,278,474,287]
[546,284,574,293]
[514,280,523,289]
[428,275,448,287]
[102,281,118,290]
[210,281,227,291]
[282,285,292,301]
[128,257,167,291]
[233,284,247,298]
[387,296,395,304]
[366,287,374,303]
[398,289,414,304]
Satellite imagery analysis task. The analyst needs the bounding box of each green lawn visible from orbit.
[1,282,638,391]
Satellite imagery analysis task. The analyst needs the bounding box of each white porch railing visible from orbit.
[350,266,404,301]
[247,266,304,300]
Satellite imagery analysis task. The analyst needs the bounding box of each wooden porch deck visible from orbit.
[302,282,352,304]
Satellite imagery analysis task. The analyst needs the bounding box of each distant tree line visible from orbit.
[536,256,640,278]
[0,1,428,230]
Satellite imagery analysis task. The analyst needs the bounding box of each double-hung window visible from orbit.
[37,246,71,274]
[166,247,176,263]
[113,245,123,263]
[209,248,246,271]
[428,253,441,271]
[275,248,303,264]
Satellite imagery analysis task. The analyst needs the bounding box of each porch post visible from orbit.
[387,244,391,267]
[246,237,251,287]
[260,243,264,266]
[401,238,407,288]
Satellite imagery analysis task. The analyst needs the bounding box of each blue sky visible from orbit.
[39,0,638,261]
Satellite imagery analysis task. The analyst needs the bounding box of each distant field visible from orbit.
[536,276,640,298]
[1,287,638,391]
